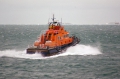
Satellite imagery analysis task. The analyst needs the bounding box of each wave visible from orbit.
[0,44,102,59]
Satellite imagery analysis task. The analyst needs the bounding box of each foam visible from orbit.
[0,44,102,59]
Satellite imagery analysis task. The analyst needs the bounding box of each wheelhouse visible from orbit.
[48,22,61,30]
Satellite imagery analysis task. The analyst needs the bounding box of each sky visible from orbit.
[0,0,120,24]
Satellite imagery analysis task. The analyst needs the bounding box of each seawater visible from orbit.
[0,25,120,79]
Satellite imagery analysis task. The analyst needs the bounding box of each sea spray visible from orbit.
[65,44,102,56]
[0,44,102,59]
[0,50,44,59]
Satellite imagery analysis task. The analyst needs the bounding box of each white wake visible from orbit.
[0,44,102,59]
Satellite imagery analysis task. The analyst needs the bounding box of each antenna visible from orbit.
[48,18,50,24]
[61,18,62,24]
[51,14,55,22]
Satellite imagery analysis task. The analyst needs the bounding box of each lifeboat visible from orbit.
[26,15,80,57]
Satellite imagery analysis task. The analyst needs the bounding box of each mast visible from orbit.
[52,14,55,22]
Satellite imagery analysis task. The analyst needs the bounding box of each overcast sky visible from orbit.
[0,0,120,24]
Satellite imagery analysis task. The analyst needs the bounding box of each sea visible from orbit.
[0,25,120,79]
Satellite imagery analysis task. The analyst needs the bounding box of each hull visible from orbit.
[26,36,80,57]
